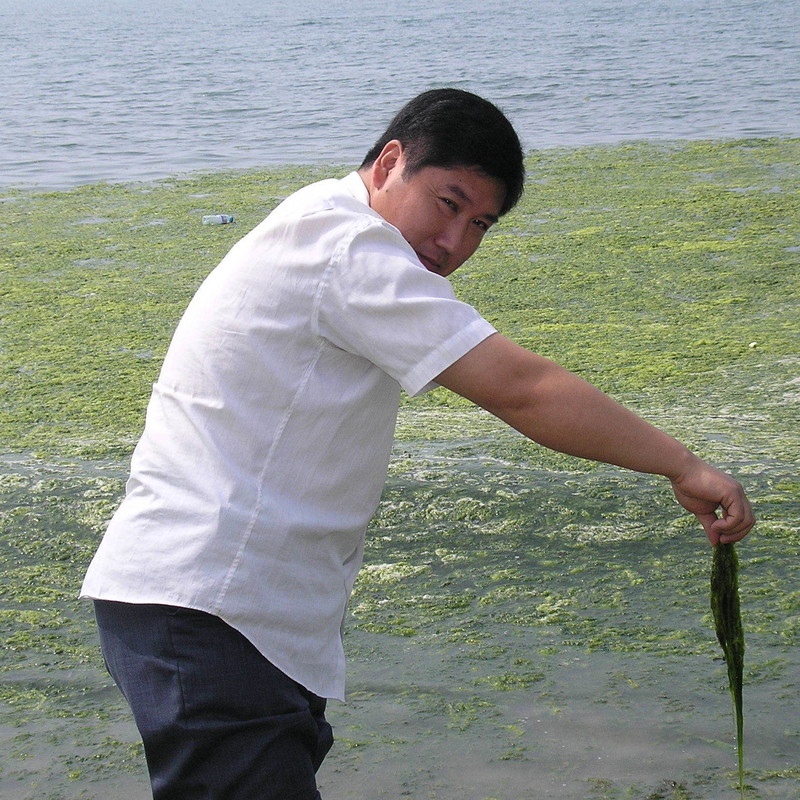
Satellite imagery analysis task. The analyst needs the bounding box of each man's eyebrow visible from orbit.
[445,183,499,224]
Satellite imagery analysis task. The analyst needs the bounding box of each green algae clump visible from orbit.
[711,542,745,796]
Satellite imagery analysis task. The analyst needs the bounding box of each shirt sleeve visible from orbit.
[315,215,497,397]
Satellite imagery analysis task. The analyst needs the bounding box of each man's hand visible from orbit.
[670,459,755,546]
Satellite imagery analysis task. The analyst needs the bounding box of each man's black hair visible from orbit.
[360,88,525,216]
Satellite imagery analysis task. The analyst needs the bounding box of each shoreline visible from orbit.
[2,135,798,195]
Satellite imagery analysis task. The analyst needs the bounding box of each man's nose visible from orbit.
[434,220,466,254]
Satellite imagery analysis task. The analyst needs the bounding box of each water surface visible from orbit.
[1,0,798,188]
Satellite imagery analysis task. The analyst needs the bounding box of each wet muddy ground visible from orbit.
[1,140,798,798]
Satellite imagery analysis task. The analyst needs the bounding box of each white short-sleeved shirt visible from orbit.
[81,172,496,699]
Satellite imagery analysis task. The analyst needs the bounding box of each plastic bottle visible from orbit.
[202,214,234,225]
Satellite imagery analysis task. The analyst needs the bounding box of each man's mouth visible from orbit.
[417,253,441,273]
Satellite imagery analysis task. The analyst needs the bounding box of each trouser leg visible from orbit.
[94,600,333,800]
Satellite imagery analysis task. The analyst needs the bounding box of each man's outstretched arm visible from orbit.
[435,333,754,545]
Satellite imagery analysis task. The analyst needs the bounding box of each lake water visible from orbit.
[1,0,798,189]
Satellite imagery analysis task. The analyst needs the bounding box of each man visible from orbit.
[81,89,753,799]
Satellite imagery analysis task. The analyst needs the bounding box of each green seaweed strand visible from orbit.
[710,542,745,796]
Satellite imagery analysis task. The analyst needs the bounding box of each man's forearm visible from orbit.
[490,360,698,479]
[437,333,754,544]
[437,333,698,480]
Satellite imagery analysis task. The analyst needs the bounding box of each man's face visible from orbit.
[368,144,505,277]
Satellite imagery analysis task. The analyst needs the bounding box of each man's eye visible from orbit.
[473,219,489,232]
[441,197,458,211]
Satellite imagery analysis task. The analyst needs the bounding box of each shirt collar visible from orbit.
[341,171,370,207]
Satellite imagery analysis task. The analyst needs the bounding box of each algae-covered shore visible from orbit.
[1,139,798,799]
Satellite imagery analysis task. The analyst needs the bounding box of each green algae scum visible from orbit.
[711,543,745,796]
[1,139,799,798]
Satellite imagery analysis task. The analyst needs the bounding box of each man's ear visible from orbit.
[370,140,404,191]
